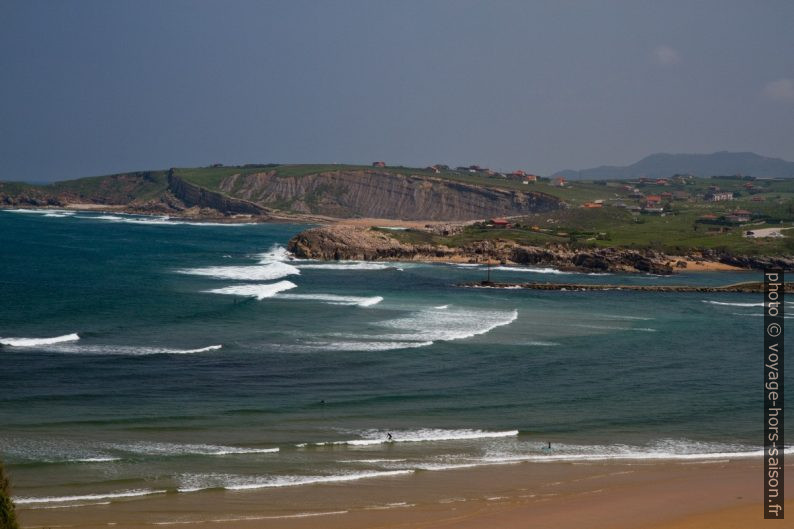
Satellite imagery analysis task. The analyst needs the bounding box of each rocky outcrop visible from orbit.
[288,225,676,274]
[167,171,271,216]
[216,169,561,220]
[464,281,794,293]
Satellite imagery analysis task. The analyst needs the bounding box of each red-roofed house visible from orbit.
[490,218,511,228]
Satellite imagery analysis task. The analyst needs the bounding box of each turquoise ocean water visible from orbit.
[0,208,790,509]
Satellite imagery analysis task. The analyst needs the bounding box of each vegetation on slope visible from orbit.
[0,460,19,529]
[380,175,794,256]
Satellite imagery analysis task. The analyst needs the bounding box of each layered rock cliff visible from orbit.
[2,167,562,221]
[215,169,561,220]
[167,172,271,216]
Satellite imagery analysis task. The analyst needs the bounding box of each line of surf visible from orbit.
[0,333,80,347]
[178,262,299,281]
[205,280,297,300]
[299,429,519,447]
[177,470,413,493]
[14,489,167,505]
[277,293,383,307]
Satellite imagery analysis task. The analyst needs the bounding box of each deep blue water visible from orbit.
[0,208,790,507]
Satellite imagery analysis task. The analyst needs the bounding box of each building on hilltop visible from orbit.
[705,191,734,202]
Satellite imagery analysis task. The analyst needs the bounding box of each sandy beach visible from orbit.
[15,458,791,529]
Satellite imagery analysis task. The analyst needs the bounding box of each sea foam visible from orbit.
[14,489,167,505]
[206,281,297,300]
[303,428,519,447]
[378,307,518,342]
[178,262,299,281]
[0,333,80,347]
[296,262,397,270]
[277,293,383,307]
[113,441,279,457]
[177,470,413,493]
[21,344,222,356]
[703,300,764,307]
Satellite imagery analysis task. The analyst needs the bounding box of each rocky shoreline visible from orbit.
[288,225,794,274]
[461,280,794,293]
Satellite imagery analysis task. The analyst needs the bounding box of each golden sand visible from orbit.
[16,459,792,529]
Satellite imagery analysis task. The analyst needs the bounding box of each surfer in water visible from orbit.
[387,432,393,441]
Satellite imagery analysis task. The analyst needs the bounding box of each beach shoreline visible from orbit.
[15,458,789,529]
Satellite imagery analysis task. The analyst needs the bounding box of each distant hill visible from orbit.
[554,151,794,180]
[0,164,562,221]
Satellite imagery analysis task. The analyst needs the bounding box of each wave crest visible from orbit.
[0,333,80,347]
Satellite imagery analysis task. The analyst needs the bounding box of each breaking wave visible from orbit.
[178,262,299,281]
[14,489,167,505]
[177,470,412,492]
[277,293,383,307]
[702,300,763,307]
[205,281,297,300]
[0,333,80,347]
[296,261,397,270]
[112,442,279,457]
[17,344,222,355]
[377,307,518,342]
[301,428,519,447]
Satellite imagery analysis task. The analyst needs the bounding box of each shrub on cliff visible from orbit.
[0,460,20,529]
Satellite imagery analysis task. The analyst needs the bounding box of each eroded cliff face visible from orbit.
[216,170,561,220]
[168,172,271,216]
[287,225,676,274]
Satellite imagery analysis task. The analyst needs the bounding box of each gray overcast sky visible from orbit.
[1,0,793,181]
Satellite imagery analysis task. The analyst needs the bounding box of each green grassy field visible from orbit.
[380,174,794,256]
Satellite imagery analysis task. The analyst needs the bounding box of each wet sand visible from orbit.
[16,458,790,529]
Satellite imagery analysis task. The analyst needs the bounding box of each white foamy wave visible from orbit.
[573,324,656,332]
[297,261,396,270]
[339,459,408,463]
[33,344,222,356]
[306,429,519,447]
[377,307,518,342]
[14,489,167,505]
[0,333,80,347]
[152,511,349,525]
[480,440,768,464]
[32,501,112,510]
[494,266,572,274]
[257,245,293,263]
[277,293,383,307]
[80,214,250,227]
[206,280,297,300]
[43,211,76,217]
[114,442,279,457]
[599,314,654,321]
[178,470,413,493]
[731,313,794,319]
[178,262,299,281]
[703,300,763,307]
[289,340,433,352]
[434,305,449,309]
[5,208,73,215]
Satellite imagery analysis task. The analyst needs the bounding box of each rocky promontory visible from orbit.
[288,224,794,274]
[288,225,680,274]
